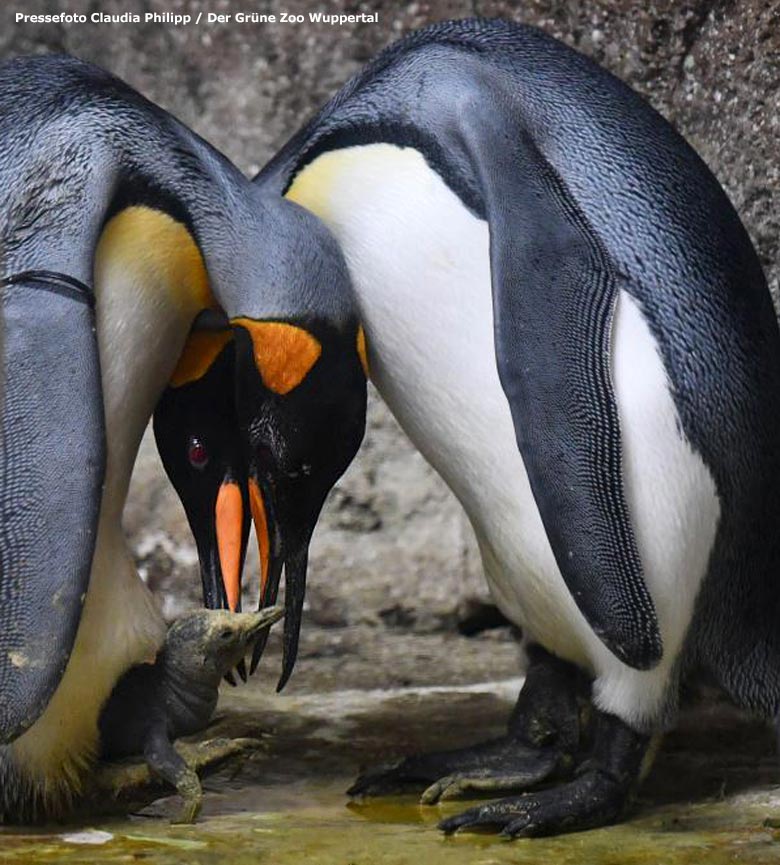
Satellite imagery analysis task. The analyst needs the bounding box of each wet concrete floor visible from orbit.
[2,668,780,864]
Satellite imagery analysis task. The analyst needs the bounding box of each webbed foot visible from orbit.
[348,736,563,800]
[177,735,265,775]
[170,766,203,824]
[438,768,626,837]
[349,645,586,803]
[74,736,266,820]
[150,737,264,824]
[439,710,651,838]
[420,744,561,803]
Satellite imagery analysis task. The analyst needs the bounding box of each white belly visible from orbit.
[288,142,720,729]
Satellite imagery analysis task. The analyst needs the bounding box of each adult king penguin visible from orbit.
[0,55,366,820]
[246,19,780,836]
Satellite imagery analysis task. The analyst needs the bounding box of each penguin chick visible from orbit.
[98,606,283,823]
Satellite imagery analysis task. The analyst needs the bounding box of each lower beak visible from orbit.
[249,542,309,691]
[249,554,283,675]
[245,477,313,691]
[277,545,309,692]
[248,476,284,675]
[214,480,249,612]
[248,478,274,605]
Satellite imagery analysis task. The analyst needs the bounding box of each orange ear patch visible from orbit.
[356,325,370,378]
[232,319,321,395]
[170,330,233,388]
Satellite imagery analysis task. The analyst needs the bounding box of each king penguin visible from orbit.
[0,54,366,820]
[243,19,780,836]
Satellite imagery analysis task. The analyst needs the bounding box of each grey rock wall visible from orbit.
[2,0,778,638]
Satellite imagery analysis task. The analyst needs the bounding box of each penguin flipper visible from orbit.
[486,143,661,670]
[0,274,105,742]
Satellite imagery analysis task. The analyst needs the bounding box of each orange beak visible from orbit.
[215,481,244,612]
[248,477,271,603]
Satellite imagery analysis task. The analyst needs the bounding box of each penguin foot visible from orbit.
[348,736,564,799]
[79,736,263,818]
[439,710,650,838]
[438,767,628,837]
[170,766,203,825]
[350,643,586,801]
[420,749,561,804]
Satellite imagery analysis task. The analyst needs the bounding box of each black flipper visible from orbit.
[0,273,105,742]
[483,139,661,670]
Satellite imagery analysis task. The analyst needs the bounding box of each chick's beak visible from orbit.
[246,604,285,638]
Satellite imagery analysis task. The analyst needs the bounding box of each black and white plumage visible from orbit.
[245,19,780,834]
[0,54,362,821]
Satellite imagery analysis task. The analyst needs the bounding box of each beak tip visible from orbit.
[276,659,294,692]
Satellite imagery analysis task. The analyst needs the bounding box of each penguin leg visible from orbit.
[143,729,203,824]
[439,709,650,838]
[348,645,585,801]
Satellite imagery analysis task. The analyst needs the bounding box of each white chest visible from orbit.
[287,144,585,656]
[288,142,721,727]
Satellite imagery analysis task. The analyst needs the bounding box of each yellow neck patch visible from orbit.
[96,205,214,314]
[232,319,322,395]
[356,325,370,378]
[170,330,233,388]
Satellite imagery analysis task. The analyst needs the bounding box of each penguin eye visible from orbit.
[187,436,209,470]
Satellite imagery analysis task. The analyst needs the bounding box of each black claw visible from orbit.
[501,818,531,838]
[439,803,520,836]
[438,813,476,835]
[236,658,248,683]
[223,670,237,687]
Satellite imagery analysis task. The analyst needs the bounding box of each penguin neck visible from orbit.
[93,205,214,517]
[283,143,502,519]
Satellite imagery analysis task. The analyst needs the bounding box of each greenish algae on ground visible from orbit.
[1,680,779,865]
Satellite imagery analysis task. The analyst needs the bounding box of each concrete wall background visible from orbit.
[2,0,778,635]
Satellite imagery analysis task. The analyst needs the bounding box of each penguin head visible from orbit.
[164,606,284,686]
[153,320,250,614]
[229,314,368,687]
[155,203,368,689]
[217,196,368,688]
